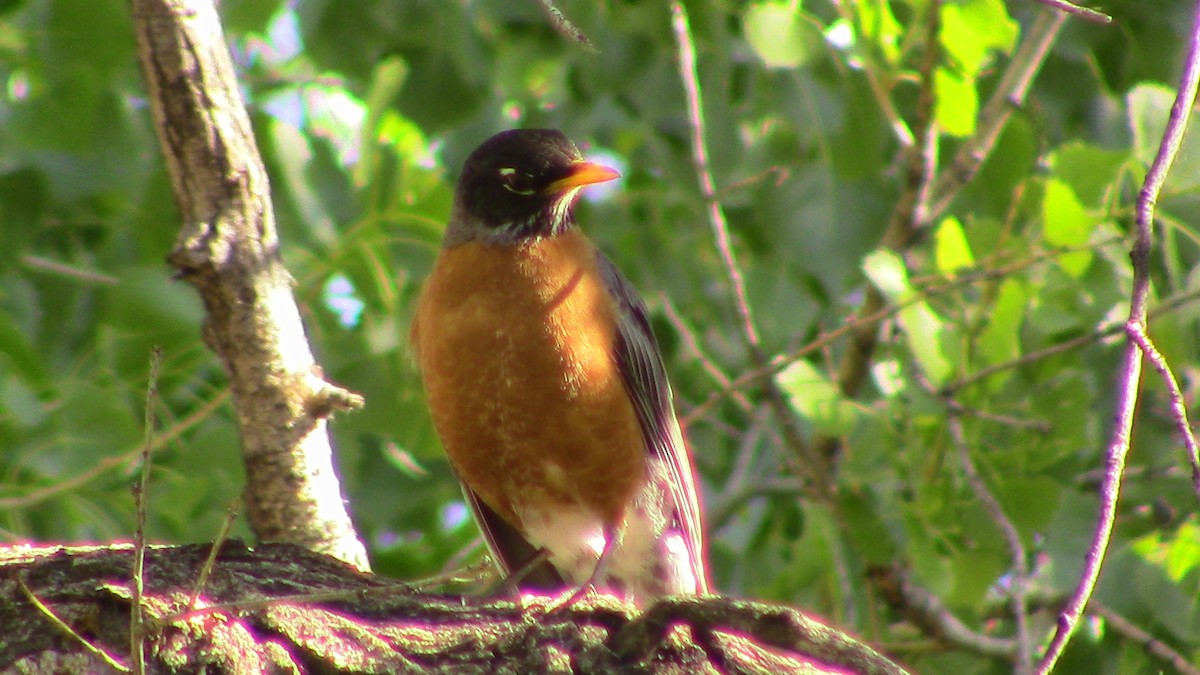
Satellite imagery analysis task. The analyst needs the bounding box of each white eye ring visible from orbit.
[498,167,536,196]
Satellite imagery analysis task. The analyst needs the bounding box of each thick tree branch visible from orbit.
[0,544,909,674]
[129,0,368,571]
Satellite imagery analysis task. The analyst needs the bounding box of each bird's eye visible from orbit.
[498,167,536,196]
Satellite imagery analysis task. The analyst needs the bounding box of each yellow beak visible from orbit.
[546,161,621,194]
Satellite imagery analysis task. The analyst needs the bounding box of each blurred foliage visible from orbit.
[2,0,1200,672]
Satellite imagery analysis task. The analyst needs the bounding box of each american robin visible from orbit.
[411,129,709,605]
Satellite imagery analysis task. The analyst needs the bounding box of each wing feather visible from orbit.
[595,251,709,593]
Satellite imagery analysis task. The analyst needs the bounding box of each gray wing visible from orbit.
[595,250,709,593]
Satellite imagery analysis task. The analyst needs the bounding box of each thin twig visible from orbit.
[534,0,597,52]
[1126,323,1200,504]
[946,412,1031,673]
[829,1,914,149]
[188,496,243,610]
[928,9,1068,223]
[1036,2,1200,671]
[659,294,754,414]
[0,389,230,509]
[871,565,1015,659]
[1089,599,1200,675]
[18,575,131,672]
[1030,0,1113,24]
[946,288,1200,393]
[823,1,940,448]
[670,0,828,497]
[131,347,163,675]
[684,237,1157,423]
[21,254,120,285]
[669,2,761,352]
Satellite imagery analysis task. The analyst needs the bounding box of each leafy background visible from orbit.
[2,0,1199,672]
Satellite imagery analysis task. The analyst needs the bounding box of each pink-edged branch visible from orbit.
[1035,1,1200,671]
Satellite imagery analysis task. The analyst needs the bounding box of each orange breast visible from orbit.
[412,230,647,528]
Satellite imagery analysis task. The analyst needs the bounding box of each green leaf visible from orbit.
[1047,141,1132,208]
[1133,517,1200,584]
[934,67,977,137]
[934,216,975,274]
[977,278,1024,368]
[1128,83,1200,191]
[899,301,955,386]
[0,168,46,268]
[939,0,1018,77]
[863,250,955,385]
[855,0,902,65]
[863,249,911,300]
[1042,179,1095,277]
[1,375,46,429]
[743,1,819,69]
[776,360,862,436]
[995,475,1062,533]
[221,0,286,34]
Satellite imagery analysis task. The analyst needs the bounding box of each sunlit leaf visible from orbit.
[977,278,1025,368]
[744,1,819,69]
[1042,178,1095,277]
[777,360,862,436]
[899,301,955,386]
[855,0,902,65]
[935,67,977,137]
[934,216,975,274]
[863,248,910,299]
[864,249,955,385]
[939,0,1017,76]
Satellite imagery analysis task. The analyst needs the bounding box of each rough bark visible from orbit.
[129,0,368,570]
[0,543,909,674]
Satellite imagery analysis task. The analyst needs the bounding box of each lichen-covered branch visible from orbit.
[0,544,909,674]
[129,0,367,570]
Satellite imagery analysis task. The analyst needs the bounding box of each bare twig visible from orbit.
[188,496,243,611]
[946,412,1031,673]
[1030,0,1112,24]
[827,0,942,416]
[18,576,131,673]
[946,288,1200,393]
[1127,323,1200,504]
[659,294,754,414]
[1036,2,1200,671]
[669,2,761,354]
[131,348,163,675]
[1089,600,1200,675]
[928,9,1069,223]
[829,1,915,148]
[534,0,597,52]
[0,389,230,509]
[871,565,1015,659]
[21,254,120,285]
[670,0,829,497]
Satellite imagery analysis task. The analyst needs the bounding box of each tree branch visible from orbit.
[946,411,1032,673]
[670,0,830,501]
[129,0,368,571]
[1,544,910,674]
[927,8,1068,222]
[1036,1,1200,670]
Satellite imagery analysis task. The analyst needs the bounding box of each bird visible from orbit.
[410,128,709,606]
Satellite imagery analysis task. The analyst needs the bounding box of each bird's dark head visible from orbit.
[445,129,620,245]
